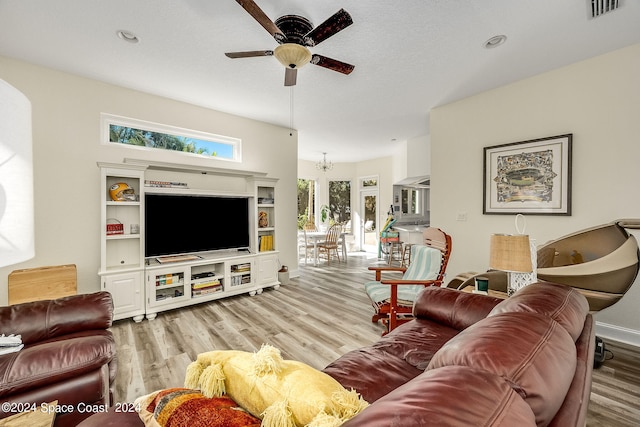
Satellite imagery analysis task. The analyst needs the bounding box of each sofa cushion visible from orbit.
[375,317,461,370]
[488,281,589,341]
[0,330,116,398]
[76,408,143,427]
[427,312,576,427]
[341,365,536,427]
[0,292,114,345]
[413,286,503,330]
[323,318,459,402]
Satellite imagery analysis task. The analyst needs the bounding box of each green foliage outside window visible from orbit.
[297,179,315,229]
[328,180,351,224]
[108,124,235,159]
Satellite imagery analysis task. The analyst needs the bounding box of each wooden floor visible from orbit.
[111,252,640,426]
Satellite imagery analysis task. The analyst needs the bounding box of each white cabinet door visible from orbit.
[102,271,144,322]
[257,253,279,287]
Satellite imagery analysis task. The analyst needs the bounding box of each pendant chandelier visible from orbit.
[316,152,333,172]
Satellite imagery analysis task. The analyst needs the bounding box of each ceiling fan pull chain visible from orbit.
[289,86,294,136]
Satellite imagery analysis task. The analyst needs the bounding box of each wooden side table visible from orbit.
[462,285,508,299]
[0,401,57,427]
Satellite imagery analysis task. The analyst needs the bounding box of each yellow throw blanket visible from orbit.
[184,345,368,427]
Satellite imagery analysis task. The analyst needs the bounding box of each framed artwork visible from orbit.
[483,134,572,215]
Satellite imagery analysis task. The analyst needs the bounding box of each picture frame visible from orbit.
[483,134,572,215]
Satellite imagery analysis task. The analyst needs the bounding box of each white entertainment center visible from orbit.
[98,161,280,322]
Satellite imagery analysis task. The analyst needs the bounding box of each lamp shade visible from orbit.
[274,43,312,69]
[0,79,34,267]
[489,234,532,273]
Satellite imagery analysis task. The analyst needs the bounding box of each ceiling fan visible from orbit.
[225,0,355,86]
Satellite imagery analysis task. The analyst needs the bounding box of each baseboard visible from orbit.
[595,321,640,347]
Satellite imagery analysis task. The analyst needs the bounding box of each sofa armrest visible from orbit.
[0,292,113,345]
[413,287,502,330]
[548,313,595,427]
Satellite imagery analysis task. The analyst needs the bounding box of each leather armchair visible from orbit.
[0,292,117,427]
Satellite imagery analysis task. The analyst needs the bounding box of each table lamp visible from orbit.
[489,234,533,296]
[0,79,34,268]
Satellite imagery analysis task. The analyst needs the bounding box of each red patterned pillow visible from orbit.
[137,388,261,427]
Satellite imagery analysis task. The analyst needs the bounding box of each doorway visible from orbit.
[360,189,378,253]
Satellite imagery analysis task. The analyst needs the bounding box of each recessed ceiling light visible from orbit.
[484,34,507,49]
[117,30,139,44]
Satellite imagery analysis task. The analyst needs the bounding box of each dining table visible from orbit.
[301,230,347,266]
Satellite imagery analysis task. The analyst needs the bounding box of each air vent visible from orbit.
[591,0,620,18]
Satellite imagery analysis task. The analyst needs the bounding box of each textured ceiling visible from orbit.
[1,0,639,162]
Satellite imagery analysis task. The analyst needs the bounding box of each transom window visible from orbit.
[361,177,378,188]
[101,114,241,162]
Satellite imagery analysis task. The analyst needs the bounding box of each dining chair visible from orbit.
[303,221,318,232]
[317,224,342,265]
[297,228,315,265]
[337,221,349,260]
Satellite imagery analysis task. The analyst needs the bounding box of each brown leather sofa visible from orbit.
[326,281,595,426]
[0,292,117,427]
[79,281,593,427]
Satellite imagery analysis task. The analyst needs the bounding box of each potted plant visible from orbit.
[297,209,309,230]
[320,205,330,224]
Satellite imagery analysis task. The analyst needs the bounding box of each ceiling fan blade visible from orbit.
[284,68,297,86]
[225,50,273,59]
[235,0,286,43]
[304,8,353,47]
[311,54,354,75]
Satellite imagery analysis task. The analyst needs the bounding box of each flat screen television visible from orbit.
[145,193,251,258]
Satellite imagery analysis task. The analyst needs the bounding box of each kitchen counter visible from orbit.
[393,223,429,245]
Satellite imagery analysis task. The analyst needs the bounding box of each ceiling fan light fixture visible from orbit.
[274,43,312,69]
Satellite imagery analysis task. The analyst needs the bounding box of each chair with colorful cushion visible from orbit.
[364,227,452,334]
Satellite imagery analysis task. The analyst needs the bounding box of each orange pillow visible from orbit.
[136,388,261,427]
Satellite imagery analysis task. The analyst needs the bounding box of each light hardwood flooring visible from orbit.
[110,252,640,426]
[587,340,640,426]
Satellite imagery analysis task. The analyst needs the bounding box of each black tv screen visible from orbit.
[145,193,250,258]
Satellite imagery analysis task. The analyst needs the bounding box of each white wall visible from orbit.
[406,134,431,180]
[390,134,431,184]
[430,43,640,345]
[0,56,298,305]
